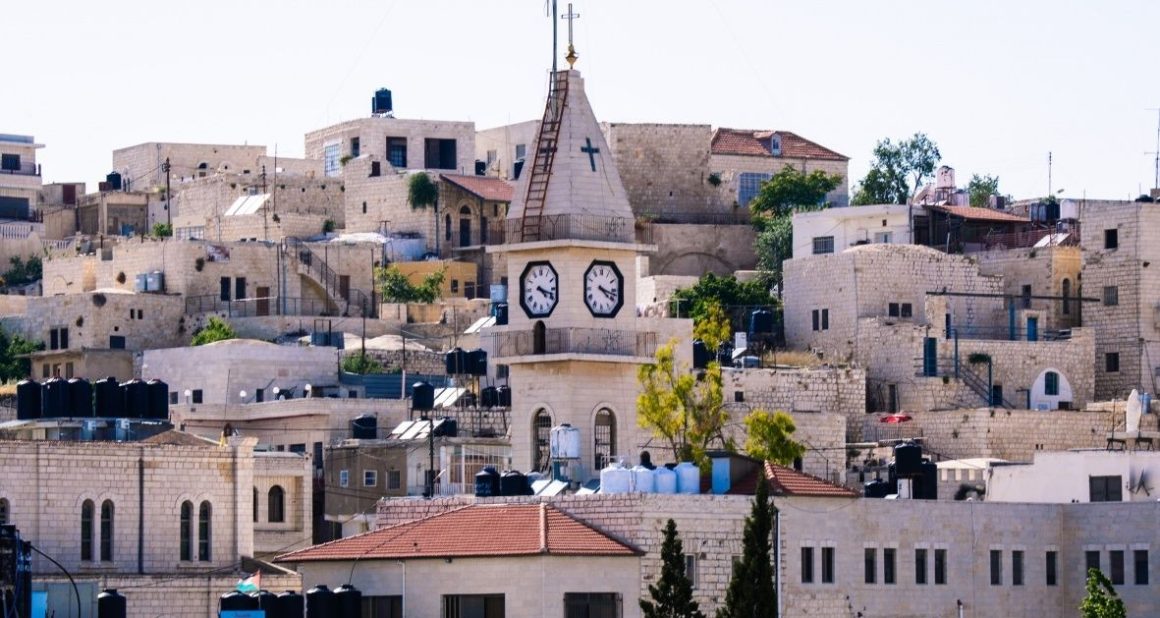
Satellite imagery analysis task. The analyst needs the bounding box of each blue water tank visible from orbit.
[412,381,434,411]
[475,466,501,497]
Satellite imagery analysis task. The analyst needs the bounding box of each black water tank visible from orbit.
[474,160,486,176]
[467,348,487,376]
[412,381,434,411]
[372,88,393,115]
[16,379,40,420]
[306,584,336,618]
[500,470,528,496]
[275,590,304,618]
[68,378,92,418]
[445,347,467,374]
[716,343,734,366]
[121,379,148,419]
[497,385,511,407]
[474,466,501,497]
[220,590,259,611]
[105,172,123,191]
[894,442,923,477]
[95,377,123,418]
[41,377,68,418]
[916,460,939,500]
[692,340,709,369]
[863,479,890,499]
[750,309,774,334]
[252,590,278,611]
[481,386,498,408]
[146,379,168,419]
[335,584,362,618]
[434,417,457,438]
[494,302,509,325]
[352,414,377,440]
[97,588,126,618]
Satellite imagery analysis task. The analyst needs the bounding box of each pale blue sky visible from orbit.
[6,0,1160,200]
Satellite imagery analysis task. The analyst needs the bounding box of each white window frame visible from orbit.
[364,469,378,487]
[339,470,349,488]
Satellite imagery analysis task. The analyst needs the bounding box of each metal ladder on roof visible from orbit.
[519,71,570,242]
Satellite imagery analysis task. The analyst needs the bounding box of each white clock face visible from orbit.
[584,260,624,317]
[520,261,559,318]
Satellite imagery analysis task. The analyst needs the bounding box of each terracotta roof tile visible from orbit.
[275,503,638,563]
[711,128,848,161]
[440,174,514,202]
[763,462,860,498]
[925,204,1029,223]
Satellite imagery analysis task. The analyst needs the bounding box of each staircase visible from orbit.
[959,362,1016,409]
[284,238,375,317]
[519,71,570,242]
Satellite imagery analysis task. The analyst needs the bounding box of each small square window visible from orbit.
[1103,286,1118,306]
[1104,229,1119,249]
[192,389,204,404]
[364,470,378,487]
[1106,353,1120,373]
[812,236,835,255]
[734,391,745,403]
[169,392,178,405]
[900,303,912,318]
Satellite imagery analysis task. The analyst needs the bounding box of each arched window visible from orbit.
[1062,279,1071,315]
[0,497,8,525]
[80,500,94,561]
[1045,371,1060,397]
[533,410,552,472]
[100,500,114,562]
[444,214,452,242]
[594,409,617,470]
[459,206,472,247]
[252,487,259,523]
[197,162,208,178]
[268,486,285,523]
[180,501,193,561]
[198,502,212,561]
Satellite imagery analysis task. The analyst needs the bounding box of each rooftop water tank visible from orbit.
[550,424,582,460]
[94,377,123,418]
[631,465,656,493]
[864,479,890,499]
[675,462,700,494]
[68,378,92,418]
[121,379,148,419]
[372,88,393,115]
[41,377,68,418]
[654,466,678,494]
[146,379,168,419]
[496,385,511,407]
[105,172,123,191]
[433,417,457,438]
[692,339,711,369]
[412,381,434,411]
[16,379,40,420]
[276,591,305,618]
[893,442,923,477]
[334,584,362,618]
[97,589,126,618]
[146,271,165,293]
[351,414,377,440]
[500,470,529,496]
[916,460,938,500]
[467,348,487,376]
[716,343,734,367]
[480,386,498,408]
[305,585,336,618]
[134,273,148,293]
[750,309,774,333]
[600,462,632,494]
[220,590,259,611]
[474,466,501,497]
[493,302,509,325]
[445,347,467,375]
[251,590,278,612]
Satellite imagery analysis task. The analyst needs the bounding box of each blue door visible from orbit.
[1027,316,1039,342]
[922,337,938,377]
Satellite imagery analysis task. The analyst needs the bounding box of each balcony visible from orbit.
[484,214,650,246]
[487,327,657,360]
[0,161,40,177]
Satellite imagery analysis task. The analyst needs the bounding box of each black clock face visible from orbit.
[584,260,624,318]
[519,261,559,318]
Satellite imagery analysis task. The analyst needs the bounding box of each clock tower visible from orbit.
[487,67,692,480]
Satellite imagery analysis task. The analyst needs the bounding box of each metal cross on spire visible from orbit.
[562,2,580,68]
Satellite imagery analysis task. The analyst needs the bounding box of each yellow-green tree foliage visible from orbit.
[743,410,806,466]
[693,301,732,352]
[637,340,731,468]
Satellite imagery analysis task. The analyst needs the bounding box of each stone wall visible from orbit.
[709,153,849,208]
[341,156,429,239]
[647,223,757,276]
[604,123,714,214]
[475,120,539,181]
[172,174,345,231]
[975,245,1081,330]
[112,142,269,190]
[4,290,186,350]
[305,117,477,176]
[724,366,863,449]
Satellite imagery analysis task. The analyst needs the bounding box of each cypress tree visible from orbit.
[717,474,776,618]
[641,519,706,618]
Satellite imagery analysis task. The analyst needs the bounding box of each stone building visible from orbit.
[112,142,269,191]
[974,244,1082,331]
[438,173,513,289]
[710,128,849,208]
[791,203,911,259]
[0,133,43,219]
[987,449,1160,503]
[171,173,345,240]
[475,119,539,181]
[0,433,307,617]
[305,116,476,178]
[76,190,149,236]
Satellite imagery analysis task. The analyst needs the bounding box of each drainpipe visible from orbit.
[396,560,406,617]
[138,450,145,574]
[775,504,782,618]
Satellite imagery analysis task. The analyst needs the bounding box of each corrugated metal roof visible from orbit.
[224,194,271,216]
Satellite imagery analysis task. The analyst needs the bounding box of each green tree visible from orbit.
[693,301,732,352]
[407,172,440,250]
[967,174,1000,208]
[151,222,173,238]
[640,519,705,618]
[191,316,238,346]
[747,165,843,218]
[0,327,43,382]
[1080,568,1126,618]
[377,265,445,303]
[852,133,941,205]
[342,353,383,375]
[637,341,731,468]
[743,410,806,466]
[3,255,43,287]
[671,273,772,323]
[717,478,775,618]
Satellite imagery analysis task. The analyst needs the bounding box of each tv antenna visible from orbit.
[1147,108,1160,191]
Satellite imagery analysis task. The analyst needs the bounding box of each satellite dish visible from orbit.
[1126,389,1142,433]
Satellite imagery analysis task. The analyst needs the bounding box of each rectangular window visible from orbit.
[888,303,900,317]
[49,327,69,350]
[388,470,401,490]
[235,277,247,300]
[812,310,820,332]
[900,303,913,318]
[323,142,341,177]
[738,172,772,207]
[387,137,407,168]
[1103,286,1119,306]
[1090,475,1123,502]
[65,362,73,379]
[313,442,323,470]
[684,554,697,588]
[109,335,126,349]
[442,594,505,618]
[220,277,231,301]
[883,548,896,584]
[1105,229,1118,249]
[1086,550,1101,575]
[515,144,527,160]
[350,137,360,158]
[990,549,1002,585]
[289,444,306,454]
[874,231,893,244]
[169,392,178,405]
[1012,550,1024,586]
[821,309,829,330]
[934,549,947,585]
[191,389,203,404]
[339,470,349,488]
[864,548,877,584]
[370,161,381,177]
[1045,371,1059,396]
[1110,550,1125,586]
[822,547,835,584]
[812,236,835,255]
[0,153,20,172]
[1021,284,1033,309]
[364,470,378,487]
[801,547,815,583]
[361,595,403,618]
[1106,353,1120,373]
[1134,550,1149,585]
[424,138,457,169]
[915,548,928,585]
[486,149,497,167]
[1046,550,1058,586]
[563,593,620,618]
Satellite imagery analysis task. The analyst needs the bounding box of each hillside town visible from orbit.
[2,5,1159,618]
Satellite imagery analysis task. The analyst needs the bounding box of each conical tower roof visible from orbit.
[507,70,634,241]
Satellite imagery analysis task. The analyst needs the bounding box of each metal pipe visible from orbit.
[137,453,145,574]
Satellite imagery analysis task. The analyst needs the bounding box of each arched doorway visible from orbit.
[594,408,616,470]
[533,321,546,355]
[459,206,472,247]
[533,409,552,471]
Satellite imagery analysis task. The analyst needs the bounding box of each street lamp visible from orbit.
[183,389,192,405]
[239,390,247,403]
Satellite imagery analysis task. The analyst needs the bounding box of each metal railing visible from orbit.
[485,214,648,245]
[185,294,332,317]
[0,162,39,176]
[486,327,657,358]
[636,210,752,225]
[948,326,1072,342]
[963,223,1080,253]
[175,226,206,240]
[284,238,374,317]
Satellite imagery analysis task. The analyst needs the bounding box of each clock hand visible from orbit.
[598,286,617,301]
[536,286,555,300]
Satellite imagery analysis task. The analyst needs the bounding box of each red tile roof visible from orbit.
[275,503,639,563]
[925,204,1029,223]
[440,174,514,202]
[711,128,848,161]
[763,462,860,498]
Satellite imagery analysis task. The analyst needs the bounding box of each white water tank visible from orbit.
[675,462,700,494]
[600,462,632,494]
[550,424,582,460]
[631,465,656,493]
[655,466,678,494]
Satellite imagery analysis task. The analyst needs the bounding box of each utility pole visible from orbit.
[261,165,269,242]
[1047,151,1052,197]
[163,157,172,227]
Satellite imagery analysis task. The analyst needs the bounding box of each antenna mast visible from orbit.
[1148,107,1160,191]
